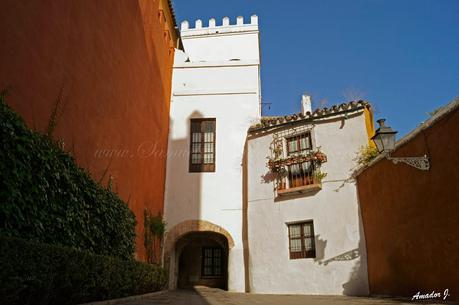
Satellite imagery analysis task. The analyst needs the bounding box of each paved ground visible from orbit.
[114,287,451,305]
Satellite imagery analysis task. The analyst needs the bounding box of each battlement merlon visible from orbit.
[180,15,258,37]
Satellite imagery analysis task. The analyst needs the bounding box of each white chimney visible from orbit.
[301,94,312,115]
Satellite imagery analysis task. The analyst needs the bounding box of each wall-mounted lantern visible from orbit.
[371,119,430,171]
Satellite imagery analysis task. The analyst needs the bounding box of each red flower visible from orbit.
[314,151,327,162]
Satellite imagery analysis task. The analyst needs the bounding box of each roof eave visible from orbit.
[248,101,370,134]
[353,97,459,178]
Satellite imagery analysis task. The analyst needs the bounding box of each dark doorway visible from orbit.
[176,231,228,290]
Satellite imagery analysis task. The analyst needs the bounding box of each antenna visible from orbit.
[261,102,272,116]
[261,102,272,110]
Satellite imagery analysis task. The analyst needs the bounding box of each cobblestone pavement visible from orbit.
[116,287,450,305]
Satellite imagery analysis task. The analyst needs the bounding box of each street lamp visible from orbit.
[371,119,397,154]
[371,119,430,171]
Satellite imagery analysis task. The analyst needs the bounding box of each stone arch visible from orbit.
[163,220,235,289]
[164,220,234,257]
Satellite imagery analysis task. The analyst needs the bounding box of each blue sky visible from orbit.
[173,0,459,136]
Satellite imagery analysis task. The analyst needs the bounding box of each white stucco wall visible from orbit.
[247,112,370,295]
[180,16,260,62]
[164,17,261,292]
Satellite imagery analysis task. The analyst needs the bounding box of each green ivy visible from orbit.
[0,92,136,260]
[0,235,167,305]
[144,210,166,264]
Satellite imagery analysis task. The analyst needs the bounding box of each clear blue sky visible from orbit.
[173,0,459,136]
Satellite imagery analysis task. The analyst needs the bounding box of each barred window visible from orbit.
[288,221,316,259]
[189,119,216,172]
[202,247,222,278]
[286,132,315,188]
[287,132,312,156]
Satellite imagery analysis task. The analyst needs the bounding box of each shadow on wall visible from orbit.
[313,234,328,263]
[165,110,203,289]
[242,141,250,292]
[316,248,359,266]
[309,204,368,296]
[343,200,369,296]
[260,171,277,185]
[169,110,204,221]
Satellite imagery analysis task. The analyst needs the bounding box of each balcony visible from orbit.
[267,143,327,198]
[277,182,322,196]
[276,162,324,197]
[277,169,323,196]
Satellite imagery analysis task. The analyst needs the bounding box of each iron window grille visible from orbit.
[278,132,317,190]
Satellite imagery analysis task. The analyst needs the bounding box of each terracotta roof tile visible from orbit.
[249,100,370,132]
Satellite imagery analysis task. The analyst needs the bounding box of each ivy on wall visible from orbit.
[0,91,136,260]
[144,210,166,264]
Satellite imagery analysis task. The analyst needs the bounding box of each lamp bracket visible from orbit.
[387,154,430,171]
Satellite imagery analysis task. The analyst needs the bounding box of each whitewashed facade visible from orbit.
[164,14,373,295]
[164,16,261,292]
[246,101,372,295]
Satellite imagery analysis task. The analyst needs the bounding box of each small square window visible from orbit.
[288,221,316,259]
[287,133,312,156]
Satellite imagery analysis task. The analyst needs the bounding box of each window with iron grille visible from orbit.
[189,119,216,172]
[202,247,223,278]
[286,132,315,188]
[288,221,316,259]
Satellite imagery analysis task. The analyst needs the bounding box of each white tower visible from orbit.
[163,15,261,292]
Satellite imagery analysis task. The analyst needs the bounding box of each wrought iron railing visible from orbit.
[278,161,317,190]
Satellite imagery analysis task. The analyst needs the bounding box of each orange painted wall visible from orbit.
[357,106,459,301]
[0,0,176,261]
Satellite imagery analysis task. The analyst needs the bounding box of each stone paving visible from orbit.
[115,287,451,305]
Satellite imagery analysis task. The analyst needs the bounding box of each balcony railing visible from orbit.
[277,161,322,196]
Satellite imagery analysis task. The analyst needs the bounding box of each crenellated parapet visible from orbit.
[176,14,260,63]
[180,15,258,37]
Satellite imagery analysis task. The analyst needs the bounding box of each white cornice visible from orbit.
[174,60,259,69]
[181,25,259,38]
[172,89,257,97]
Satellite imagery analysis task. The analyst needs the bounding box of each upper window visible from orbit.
[189,118,216,172]
[202,247,223,278]
[285,132,316,189]
[287,133,312,156]
[288,221,316,259]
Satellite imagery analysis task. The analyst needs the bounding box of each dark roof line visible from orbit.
[353,96,459,177]
[249,100,370,133]
[168,0,178,28]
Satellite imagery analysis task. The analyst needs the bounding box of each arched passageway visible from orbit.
[163,220,235,290]
[176,231,228,289]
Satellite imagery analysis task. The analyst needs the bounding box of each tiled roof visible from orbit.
[249,100,370,132]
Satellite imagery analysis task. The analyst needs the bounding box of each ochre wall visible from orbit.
[0,0,176,261]
[357,107,459,300]
[363,106,376,148]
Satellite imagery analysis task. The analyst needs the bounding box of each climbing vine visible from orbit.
[0,91,136,259]
[355,145,379,166]
[266,129,328,188]
[144,209,166,264]
[267,148,327,171]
